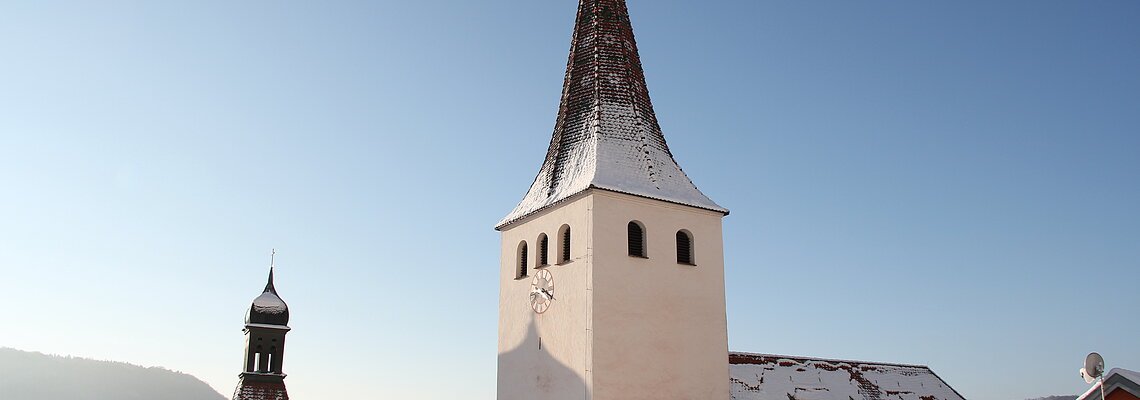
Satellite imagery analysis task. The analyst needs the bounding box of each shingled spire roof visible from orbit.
[496,0,727,229]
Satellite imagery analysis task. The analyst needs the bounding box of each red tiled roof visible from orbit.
[232,379,289,400]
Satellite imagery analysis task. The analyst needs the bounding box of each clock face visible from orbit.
[529,269,554,314]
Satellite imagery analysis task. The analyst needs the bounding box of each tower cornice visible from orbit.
[244,323,292,331]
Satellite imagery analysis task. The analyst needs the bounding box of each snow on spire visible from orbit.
[497,0,726,229]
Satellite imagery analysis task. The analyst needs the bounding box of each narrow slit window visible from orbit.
[560,225,572,263]
[677,230,694,265]
[255,345,265,372]
[538,234,549,266]
[518,241,529,278]
[628,221,646,258]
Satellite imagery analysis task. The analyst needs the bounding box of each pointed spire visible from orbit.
[497,0,726,229]
[264,249,277,294]
[264,267,277,294]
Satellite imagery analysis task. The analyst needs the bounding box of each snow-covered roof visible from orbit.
[245,268,289,327]
[729,352,965,400]
[496,0,726,229]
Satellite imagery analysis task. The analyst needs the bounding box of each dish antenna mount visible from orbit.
[1079,352,1108,398]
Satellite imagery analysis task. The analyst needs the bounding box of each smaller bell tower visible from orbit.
[233,252,291,400]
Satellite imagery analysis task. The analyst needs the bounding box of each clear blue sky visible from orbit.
[1,1,1138,399]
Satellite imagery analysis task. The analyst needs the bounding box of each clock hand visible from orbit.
[540,288,555,300]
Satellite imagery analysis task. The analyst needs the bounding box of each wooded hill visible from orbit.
[0,348,225,400]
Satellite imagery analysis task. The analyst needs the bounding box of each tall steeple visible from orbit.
[233,253,291,400]
[496,0,726,229]
[496,1,731,399]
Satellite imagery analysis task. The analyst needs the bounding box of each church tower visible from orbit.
[233,263,291,400]
[496,1,730,399]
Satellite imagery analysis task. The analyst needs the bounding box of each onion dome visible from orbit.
[246,267,289,326]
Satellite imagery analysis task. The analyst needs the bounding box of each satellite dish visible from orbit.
[1085,352,1106,379]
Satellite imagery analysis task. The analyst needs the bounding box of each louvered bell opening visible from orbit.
[561,227,571,263]
[676,231,693,265]
[628,222,645,258]
[518,242,529,278]
[539,235,549,266]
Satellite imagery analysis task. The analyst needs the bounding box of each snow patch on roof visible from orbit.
[729,352,965,400]
[251,292,287,314]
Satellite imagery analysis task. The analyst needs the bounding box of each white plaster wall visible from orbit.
[588,190,730,400]
[498,194,592,400]
[498,189,730,400]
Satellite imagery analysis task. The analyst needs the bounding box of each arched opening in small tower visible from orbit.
[255,345,266,372]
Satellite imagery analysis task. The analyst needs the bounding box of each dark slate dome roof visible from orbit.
[245,268,289,326]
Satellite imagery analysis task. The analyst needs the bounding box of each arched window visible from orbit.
[538,233,549,267]
[676,230,694,265]
[517,241,529,278]
[559,225,571,263]
[628,221,646,258]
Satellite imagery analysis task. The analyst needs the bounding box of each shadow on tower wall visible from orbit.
[497,317,585,400]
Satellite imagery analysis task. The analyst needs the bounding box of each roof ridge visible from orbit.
[729,351,933,369]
